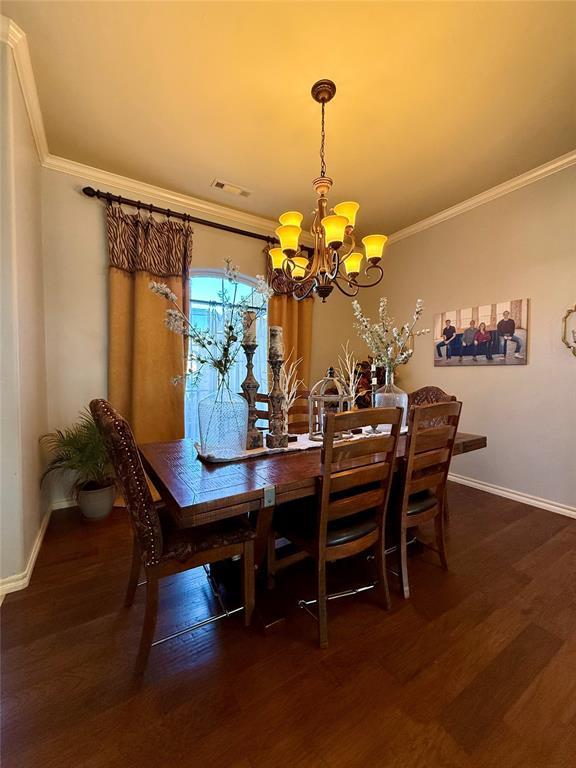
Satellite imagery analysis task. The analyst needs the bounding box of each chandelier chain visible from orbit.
[320,102,326,177]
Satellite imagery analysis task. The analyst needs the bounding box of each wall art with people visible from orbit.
[433,298,528,366]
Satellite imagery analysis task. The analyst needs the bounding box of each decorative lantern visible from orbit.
[308,367,353,442]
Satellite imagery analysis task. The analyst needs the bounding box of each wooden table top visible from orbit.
[140,432,487,528]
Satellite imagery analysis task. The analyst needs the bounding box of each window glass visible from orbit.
[185,273,268,444]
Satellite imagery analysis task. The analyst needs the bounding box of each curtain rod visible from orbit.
[81,186,314,254]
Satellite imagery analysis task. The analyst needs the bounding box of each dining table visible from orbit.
[139,431,488,572]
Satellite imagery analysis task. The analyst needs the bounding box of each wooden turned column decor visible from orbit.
[241,342,263,450]
[266,326,288,449]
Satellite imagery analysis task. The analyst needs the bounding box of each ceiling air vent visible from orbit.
[211,179,251,198]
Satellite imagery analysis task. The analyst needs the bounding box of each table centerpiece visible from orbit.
[352,297,430,428]
[150,260,270,458]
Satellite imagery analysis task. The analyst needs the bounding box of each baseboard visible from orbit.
[448,473,576,519]
[51,497,76,510]
[0,510,51,596]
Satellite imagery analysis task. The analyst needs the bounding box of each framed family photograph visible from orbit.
[434,298,529,367]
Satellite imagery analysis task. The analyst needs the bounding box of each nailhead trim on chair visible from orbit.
[91,399,162,566]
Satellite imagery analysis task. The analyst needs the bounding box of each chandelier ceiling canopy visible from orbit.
[269,79,387,302]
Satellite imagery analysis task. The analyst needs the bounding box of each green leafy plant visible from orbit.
[41,409,115,497]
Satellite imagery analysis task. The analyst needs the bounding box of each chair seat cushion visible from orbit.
[406,490,438,516]
[274,499,378,549]
[158,509,255,563]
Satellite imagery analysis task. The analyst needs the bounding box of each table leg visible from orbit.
[253,502,286,633]
[254,503,274,571]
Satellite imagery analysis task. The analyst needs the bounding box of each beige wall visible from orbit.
[40,168,367,472]
[383,166,576,510]
[0,45,48,583]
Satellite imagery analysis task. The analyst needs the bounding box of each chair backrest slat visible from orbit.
[412,447,451,472]
[328,488,386,521]
[90,399,163,566]
[329,462,390,495]
[413,424,457,453]
[326,434,395,466]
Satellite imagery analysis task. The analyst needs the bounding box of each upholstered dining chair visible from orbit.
[395,400,462,599]
[269,407,403,648]
[89,399,255,673]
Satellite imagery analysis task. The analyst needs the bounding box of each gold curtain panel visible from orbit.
[106,205,192,444]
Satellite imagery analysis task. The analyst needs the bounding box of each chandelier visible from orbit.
[268,79,388,303]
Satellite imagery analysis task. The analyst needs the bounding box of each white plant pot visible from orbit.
[78,484,115,520]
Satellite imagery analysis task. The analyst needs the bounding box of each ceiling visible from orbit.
[4,1,576,234]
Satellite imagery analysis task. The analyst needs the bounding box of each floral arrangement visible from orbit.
[352,297,430,373]
[150,259,270,389]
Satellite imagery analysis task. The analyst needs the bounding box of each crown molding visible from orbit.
[0,15,49,163]
[389,149,576,243]
[42,153,316,243]
[3,14,574,246]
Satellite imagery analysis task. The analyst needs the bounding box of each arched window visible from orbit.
[185,271,268,443]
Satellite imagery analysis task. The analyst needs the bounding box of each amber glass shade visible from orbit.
[334,202,359,229]
[279,211,304,227]
[291,256,308,279]
[321,215,348,247]
[344,251,364,277]
[275,225,301,255]
[362,234,388,262]
[269,247,285,271]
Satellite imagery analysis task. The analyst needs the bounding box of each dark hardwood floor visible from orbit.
[2,483,576,768]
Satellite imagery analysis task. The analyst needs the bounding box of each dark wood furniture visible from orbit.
[90,399,256,673]
[396,401,463,599]
[253,390,313,435]
[408,385,457,409]
[270,407,403,647]
[139,430,487,575]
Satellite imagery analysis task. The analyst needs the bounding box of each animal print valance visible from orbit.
[106,204,193,277]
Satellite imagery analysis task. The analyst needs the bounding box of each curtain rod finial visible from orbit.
[83,186,97,197]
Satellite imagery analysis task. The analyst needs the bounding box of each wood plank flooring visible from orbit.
[2,483,576,768]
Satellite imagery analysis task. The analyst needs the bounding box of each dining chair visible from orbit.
[89,399,255,673]
[252,389,313,435]
[396,400,462,599]
[408,385,456,412]
[269,406,403,648]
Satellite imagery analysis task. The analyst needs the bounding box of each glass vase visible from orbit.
[197,381,248,459]
[374,368,408,430]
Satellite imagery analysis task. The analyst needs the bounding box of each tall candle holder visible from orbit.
[266,356,289,449]
[241,342,263,449]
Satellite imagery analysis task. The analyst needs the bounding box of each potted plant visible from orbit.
[41,409,116,520]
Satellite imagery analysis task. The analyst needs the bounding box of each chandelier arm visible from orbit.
[339,233,356,261]
[327,248,340,281]
[336,262,384,289]
[331,276,361,298]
